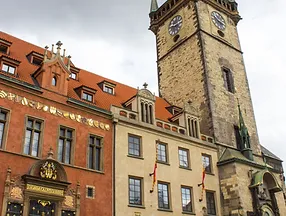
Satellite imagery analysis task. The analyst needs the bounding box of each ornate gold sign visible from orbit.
[0,89,110,131]
[26,184,64,196]
[40,161,57,180]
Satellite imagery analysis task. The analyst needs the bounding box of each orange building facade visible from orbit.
[0,32,113,216]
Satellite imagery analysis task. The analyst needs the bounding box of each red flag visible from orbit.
[198,167,206,202]
[150,144,158,193]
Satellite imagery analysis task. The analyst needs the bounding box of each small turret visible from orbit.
[150,0,158,14]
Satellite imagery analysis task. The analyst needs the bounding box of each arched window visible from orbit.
[52,76,57,86]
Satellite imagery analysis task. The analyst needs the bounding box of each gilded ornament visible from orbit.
[105,124,110,131]
[0,90,7,98]
[57,110,63,117]
[64,196,74,207]
[40,161,57,180]
[7,93,15,101]
[14,95,21,103]
[100,123,105,130]
[21,97,28,106]
[38,200,51,207]
[36,102,43,110]
[81,117,87,124]
[10,187,23,199]
[29,101,35,108]
[43,105,49,112]
[63,112,70,118]
[93,121,99,128]
[87,119,94,126]
[26,184,64,196]
[50,106,57,115]
[76,115,82,122]
[70,113,76,120]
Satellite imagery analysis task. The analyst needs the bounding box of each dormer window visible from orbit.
[0,56,20,76]
[26,51,44,66]
[70,72,77,80]
[103,85,114,94]
[2,63,15,74]
[0,44,8,54]
[0,39,12,55]
[74,85,96,103]
[82,92,93,102]
[52,77,57,86]
[98,80,116,95]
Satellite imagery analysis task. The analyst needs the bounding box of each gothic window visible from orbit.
[58,126,73,164]
[6,202,23,216]
[2,63,15,74]
[206,191,216,215]
[129,177,143,206]
[88,135,103,171]
[158,182,170,209]
[52,76,57,86]
[187,117,199,138]
[222,67,234,93]
[24,118,43,157]
[181,186,193,213]
[140,101,153,124]
[0,108,8,149]
[234,125,241,150]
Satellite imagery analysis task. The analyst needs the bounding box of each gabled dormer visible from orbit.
[74,85,96,103]
[26,51,44,66]
[32,41,72,95]
[0,55,20,76]
[0,38,12,55]
[98,80,116,95]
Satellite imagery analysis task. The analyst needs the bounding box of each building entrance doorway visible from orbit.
[29,199,56,216]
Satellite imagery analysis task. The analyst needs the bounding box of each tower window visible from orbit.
[222,68,234,93]
[187,117,199,138]
[52,76,57,86]
[140,101,153,124]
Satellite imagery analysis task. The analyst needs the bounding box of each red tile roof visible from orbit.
[0,31,173,122]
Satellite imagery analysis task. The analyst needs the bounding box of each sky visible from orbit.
[1,0,285,170]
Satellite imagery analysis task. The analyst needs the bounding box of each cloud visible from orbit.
[1,0,285,170]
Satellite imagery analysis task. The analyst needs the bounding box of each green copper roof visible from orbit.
[150,0,158,13]
[249,169,282,192]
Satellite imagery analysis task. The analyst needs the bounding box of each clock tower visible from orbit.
[149,1,286,215]
[149,0,261,155]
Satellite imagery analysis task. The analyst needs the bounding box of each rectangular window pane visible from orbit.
[2,64,8,72]
[128,135,140,157]
[24,130,32,155]
[0,123,4,147]
[58,139,64,162]
[31,132,39,156]
[157,143,167,163]
[89,146,94,169]
[65,140,71,164]
[158,183,170,209]
[95,147,101,170]
[181,187,192,212]
[179,149,189,167]
[89,136,102,171]
[129,177,142,205]
[206,192,216,215]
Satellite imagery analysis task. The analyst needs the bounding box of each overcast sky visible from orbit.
[1,0,285,170]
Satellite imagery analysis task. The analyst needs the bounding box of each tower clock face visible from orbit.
[168,15,183,36]
[211,11,226,30]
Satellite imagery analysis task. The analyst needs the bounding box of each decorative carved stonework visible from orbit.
[40,161,57,180]
[10,187,23,199]
[64,196,74,208]
[137,89,156,101]
[184,101,199,117]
